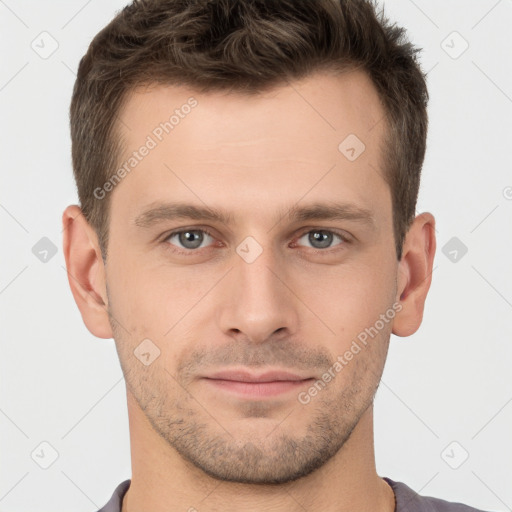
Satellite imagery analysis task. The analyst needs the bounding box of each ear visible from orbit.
[392,212,436,337]
[62,205,113,339]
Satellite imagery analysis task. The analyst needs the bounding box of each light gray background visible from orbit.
[1,1,511,511]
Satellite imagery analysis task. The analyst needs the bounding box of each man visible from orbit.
[62,1,491,511]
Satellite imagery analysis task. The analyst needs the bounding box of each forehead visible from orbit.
[111,69,390,229]
[118,68,385,147]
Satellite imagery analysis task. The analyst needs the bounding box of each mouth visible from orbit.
[201,370,315,398]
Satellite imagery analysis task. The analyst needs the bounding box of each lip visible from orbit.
[202,370,314,398]
[206,369,311,382]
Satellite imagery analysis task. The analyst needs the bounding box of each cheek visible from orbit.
[298,258,397,334]
[107,256,218,349]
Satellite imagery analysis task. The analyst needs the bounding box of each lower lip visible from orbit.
[203,378,313,398]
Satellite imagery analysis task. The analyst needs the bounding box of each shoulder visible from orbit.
[383,477,496,512]
[96,479,131,512]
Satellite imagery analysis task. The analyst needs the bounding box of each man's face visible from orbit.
[106,70,399,484]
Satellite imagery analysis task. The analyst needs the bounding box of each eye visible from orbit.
[295,229,349,250]
[164,229,216,251]
[161,227,350,256]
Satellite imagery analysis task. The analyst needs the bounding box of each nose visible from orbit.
[216,242,300,344]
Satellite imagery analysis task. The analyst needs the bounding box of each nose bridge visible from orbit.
[217,237,299,342]
[237,245,281,304]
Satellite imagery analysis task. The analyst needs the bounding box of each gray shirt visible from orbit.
[96,477,495,512]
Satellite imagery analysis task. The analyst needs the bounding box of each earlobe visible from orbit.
[62,205,113,339]
[392,212,436,337]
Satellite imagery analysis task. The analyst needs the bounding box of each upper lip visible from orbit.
[204,370,313,383]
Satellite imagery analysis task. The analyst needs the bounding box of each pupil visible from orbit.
[180,231,202,249]
[310,231,332,249]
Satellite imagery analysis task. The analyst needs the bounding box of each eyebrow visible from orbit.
[133,201,376,231]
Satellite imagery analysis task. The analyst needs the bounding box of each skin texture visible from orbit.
[63,69,436,512]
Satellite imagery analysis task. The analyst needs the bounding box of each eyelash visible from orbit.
[161,227,352,256]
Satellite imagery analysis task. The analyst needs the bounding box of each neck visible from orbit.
[121,391,395,512]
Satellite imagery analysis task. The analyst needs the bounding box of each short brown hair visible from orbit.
[70,0,428,261]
